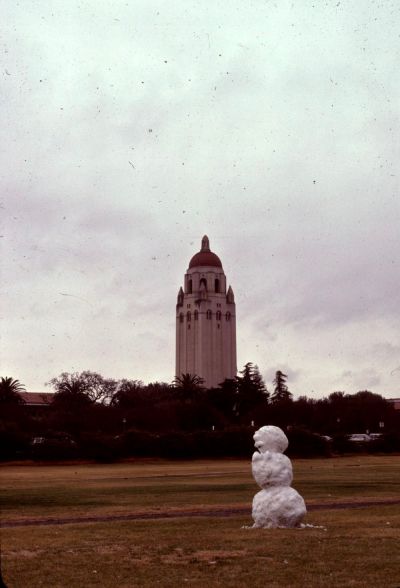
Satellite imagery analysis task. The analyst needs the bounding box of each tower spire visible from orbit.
[201,235,210,252]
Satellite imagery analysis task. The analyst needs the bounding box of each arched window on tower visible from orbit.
[179,313,184,323]
[216,311,221,321]
[194,310,198,320]
[200,278,207,289]
[215,278,220,293]
[206,309,212,320]
[188,279,192,294]
[187,311,191,322]
[226,312,231,321]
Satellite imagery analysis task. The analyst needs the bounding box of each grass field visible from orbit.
[1,456,400,587]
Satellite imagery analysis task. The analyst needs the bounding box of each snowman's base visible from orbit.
[252,486,307,529]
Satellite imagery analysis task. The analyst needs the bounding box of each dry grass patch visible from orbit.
[1,456,400,586]
[2,456,399,524]
[2,505,400,588]
[0,460,253,521]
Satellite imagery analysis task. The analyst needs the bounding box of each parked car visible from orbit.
[30,433,77,460]
[369,433,383,440]
[348,433,371,442]
[31,437,46,445]
[30,434,76,446]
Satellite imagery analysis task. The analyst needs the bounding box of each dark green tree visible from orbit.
[48,371,117,405]
[235,363,269,417]
[110,379,145,409]
[208,378,238,415]
[145,381,171,398]
[292,395,319,430]
[46,372,118,439]
[271,370,292,404]
[110,379,171,431]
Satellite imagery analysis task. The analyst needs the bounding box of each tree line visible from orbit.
[1,367,399,461]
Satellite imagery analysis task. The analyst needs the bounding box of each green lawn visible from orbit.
[1,456,400,587]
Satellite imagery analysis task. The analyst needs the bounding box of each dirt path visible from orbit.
[2,498,400,528]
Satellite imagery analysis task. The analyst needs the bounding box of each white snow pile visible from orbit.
[251,425,307,528]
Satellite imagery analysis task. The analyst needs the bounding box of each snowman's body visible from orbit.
[251,426,306,528]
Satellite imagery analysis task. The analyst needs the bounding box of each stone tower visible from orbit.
[175,235,237,388]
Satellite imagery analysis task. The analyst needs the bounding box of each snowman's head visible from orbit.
[253,425,289,454]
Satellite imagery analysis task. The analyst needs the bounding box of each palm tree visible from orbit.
[172,373,205,399]
[0,377,26,404]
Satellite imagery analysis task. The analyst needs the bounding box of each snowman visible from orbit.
[251,425,306,528]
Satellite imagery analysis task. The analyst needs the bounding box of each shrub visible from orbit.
[78,433,121,462]
[330,434,353,454]
[286,427,331,457]
[0,423,30,460]
[30,437,78,461]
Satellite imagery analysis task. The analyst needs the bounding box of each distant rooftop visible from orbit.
[18,392,54,406]
[387,398,400,410]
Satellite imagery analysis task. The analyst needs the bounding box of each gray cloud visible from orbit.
[2,1,399,398]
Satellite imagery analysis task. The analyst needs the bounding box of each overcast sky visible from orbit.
[2,1,399,398]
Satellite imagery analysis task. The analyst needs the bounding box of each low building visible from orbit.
[18,392,54,407]
[387,398,400,411]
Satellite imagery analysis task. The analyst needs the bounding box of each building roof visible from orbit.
[18,392,54,406]
[188,235,223,269]
[387,398,400,410]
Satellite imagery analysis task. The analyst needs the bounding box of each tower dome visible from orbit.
[188,235,223,269]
